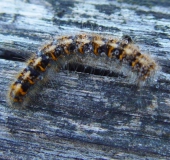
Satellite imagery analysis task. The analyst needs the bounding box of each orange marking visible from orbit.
[119,52,125,60]
[93,42,99,55]
[107,47,114,58]
[64,46,71,55]
[107,40,118,58]
[78,45,84,54]
[92,36,105,55]
[28,78,34,84]
[37,64,46,72]
[12,84,26,96]
[18,88,26,96]
[131,55,143,67]
[49,51,57,60]
[131,60,138,67]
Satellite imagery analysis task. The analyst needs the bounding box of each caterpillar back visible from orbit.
[7,33,158,108]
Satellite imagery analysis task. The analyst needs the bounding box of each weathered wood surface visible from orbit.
[0,0,170,159]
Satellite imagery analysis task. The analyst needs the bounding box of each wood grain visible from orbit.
[0,0,170,159]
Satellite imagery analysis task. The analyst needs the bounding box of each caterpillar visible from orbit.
[7,33,158,108]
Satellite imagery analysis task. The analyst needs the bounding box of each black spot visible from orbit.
[69,43,76,53]
[21,81,31,93]
[24,67,40,79]
[36,50,43,56]
[134,62,141,70]
[55,46,64,57]
[40,55,50,69]
[112,48,123,58]
[120,35,133,48]
[122,35,133,43]
[98,44,107,55]
[136,52,141,57]
[83,43,93,54]
[15,80,22,85]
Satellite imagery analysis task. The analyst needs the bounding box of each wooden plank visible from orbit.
[0,0,170,159]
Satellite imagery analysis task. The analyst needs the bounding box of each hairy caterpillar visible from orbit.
[7,33,158,108]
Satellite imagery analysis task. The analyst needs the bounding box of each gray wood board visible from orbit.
[0,0,170,159]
